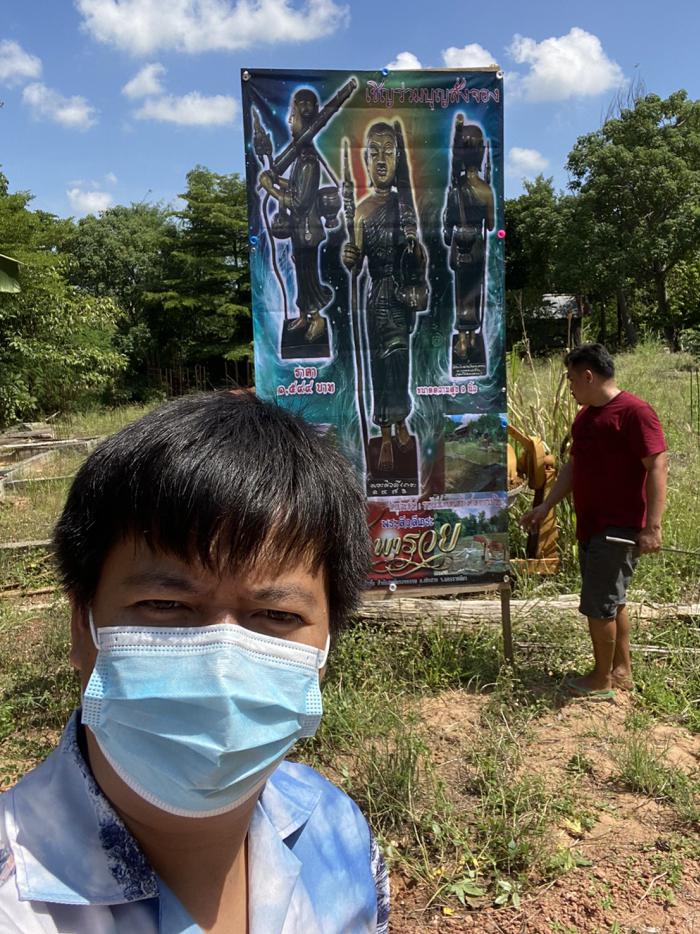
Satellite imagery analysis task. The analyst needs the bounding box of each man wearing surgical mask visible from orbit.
[0,393,389,933]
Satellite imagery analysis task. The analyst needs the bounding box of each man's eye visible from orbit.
[258,609,303,624]
[138,600,183,610]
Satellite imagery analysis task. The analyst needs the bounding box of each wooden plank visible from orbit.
[0,438,98,455]
[363,581,505,601]
[357,594,699,626]
[510,557,561,575]
[4,475,74,492]
[0,539,53,552]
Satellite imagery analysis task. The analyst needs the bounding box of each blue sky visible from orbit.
[1,0,698,218]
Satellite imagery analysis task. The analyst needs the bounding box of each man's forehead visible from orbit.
[105,536,325,590]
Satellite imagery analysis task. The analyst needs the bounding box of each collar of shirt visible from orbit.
[4,711,322,925]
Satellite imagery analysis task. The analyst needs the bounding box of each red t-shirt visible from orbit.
[570,391,667,542]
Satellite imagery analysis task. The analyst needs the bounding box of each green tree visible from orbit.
[567,91,700,349]
[0,171,125,425]
[64,203,174,395]
[554,191,639,347]
[152,166,251,367]
[505,176,566,347]
[506,175,563,297]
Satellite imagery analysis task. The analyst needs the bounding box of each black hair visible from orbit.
[53,392,371,631]
[564,343,615,379]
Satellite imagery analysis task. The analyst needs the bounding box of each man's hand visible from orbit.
[520,503,549,532]
[637,526,662,554]
[342,243,360,271]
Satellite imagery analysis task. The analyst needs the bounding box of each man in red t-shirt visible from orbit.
[521,344,667,699]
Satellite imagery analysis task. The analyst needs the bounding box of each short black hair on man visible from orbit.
[564,343,615,380]
[53,392,370,631]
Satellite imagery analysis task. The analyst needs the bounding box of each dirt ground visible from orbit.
[390,690,700,933]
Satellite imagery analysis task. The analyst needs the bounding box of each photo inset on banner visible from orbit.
[443,412,507,494]
[242,68,506,589]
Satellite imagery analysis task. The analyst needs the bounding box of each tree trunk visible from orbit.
[598,301,607,345]
[570,315,582,347]
[655,268,680,351]
[616,287,638,348]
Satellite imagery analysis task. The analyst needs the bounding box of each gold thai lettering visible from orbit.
[373,521,463,576]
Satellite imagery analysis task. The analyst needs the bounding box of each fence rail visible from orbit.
[146,360,253,398]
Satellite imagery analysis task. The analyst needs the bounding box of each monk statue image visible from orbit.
[443,116,495,377]
[342,120,428,490]
[254,80,356,359]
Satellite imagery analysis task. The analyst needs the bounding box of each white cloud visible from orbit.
[122,62,165,98]
[386,51,423,70]
[0,39,42,86]
[22,82,98,129]
[508,27,624,102]
[67,186,114,215]
[507,147,549,178]
[105,171,118,185]
[134,92,237,126]
[441,43,496,69]
[76,0,348,54]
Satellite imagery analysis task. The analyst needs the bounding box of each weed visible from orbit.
[548,848,592,873]
[493,877,521,908]
[0,604,79,745]
[566,751,595,775]
[613,726,700,826]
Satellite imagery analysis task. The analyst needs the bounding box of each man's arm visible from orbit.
[520,458,574,531]
[637,451,667,554]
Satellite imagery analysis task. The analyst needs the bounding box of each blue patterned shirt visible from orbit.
[0,712,389,933]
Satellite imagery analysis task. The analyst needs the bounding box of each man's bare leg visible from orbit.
[573,617,615,691]
[378,426,393,472]
[611,605,633,689]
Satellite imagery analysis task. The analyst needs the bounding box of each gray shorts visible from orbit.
[578,527,639,619]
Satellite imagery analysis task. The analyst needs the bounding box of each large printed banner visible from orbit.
[242,68,507,588]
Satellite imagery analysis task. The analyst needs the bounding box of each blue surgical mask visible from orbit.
[81,612,329,818]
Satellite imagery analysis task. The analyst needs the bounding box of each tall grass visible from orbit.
[53,403,157,440]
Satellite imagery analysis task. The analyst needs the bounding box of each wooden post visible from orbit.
[500,581,514,666]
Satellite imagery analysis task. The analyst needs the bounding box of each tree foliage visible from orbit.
[0,172,126,426]
[567,91,700,346]
[64,203,174,394]
[0,163,254,425]
[151,167,252,365]
[506,91,700,352]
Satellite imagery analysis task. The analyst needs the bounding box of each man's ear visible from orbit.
[69,600,93,673]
